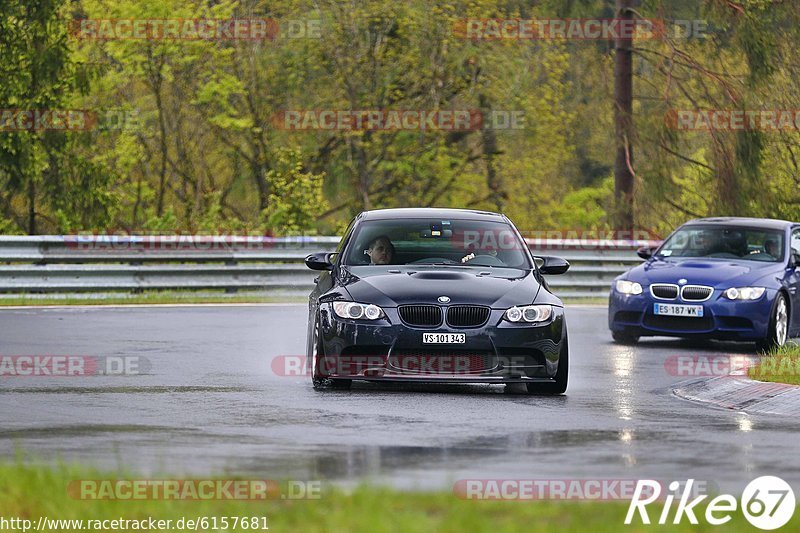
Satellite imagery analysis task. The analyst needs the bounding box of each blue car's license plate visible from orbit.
[653,303,704,317]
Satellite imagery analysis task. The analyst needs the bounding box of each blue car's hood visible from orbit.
[623,258,782,288]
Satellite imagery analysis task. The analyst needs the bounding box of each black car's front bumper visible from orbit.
[314,303,566,384]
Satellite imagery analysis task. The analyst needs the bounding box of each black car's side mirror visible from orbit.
[537,256,570,275]
[791,251,800,268]
[305,252,335,271]
[637,246,656,260]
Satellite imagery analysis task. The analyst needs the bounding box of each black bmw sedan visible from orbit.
[304,208,570,394]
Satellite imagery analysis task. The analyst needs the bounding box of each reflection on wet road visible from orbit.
[1,304,799,492]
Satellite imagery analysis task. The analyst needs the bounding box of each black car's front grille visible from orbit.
[446,305,490,327]
[388,349,494,373]
[643,314,714,332]
[398,305,442,327]
[650,284,679,299]
[681,285,713,301]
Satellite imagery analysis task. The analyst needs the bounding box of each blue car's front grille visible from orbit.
[650,284,679,299]
[681,285,713,301]
[643,314,714,332]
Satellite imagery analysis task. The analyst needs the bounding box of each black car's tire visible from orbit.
[528,338,568,395]
[313,378,352,390]
[756,293,790,353]
[309,316,353,391]
[310,316,328,390]
[329,379,352,390]
[612,331,640,345]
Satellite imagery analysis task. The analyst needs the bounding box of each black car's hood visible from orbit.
[337,266,541,308]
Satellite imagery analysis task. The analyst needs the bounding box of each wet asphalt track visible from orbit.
[1,304,799,493]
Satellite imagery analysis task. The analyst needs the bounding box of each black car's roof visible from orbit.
[360,208,505,221]
[683,217,795,231]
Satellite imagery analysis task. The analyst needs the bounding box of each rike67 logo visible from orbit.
[626,477,795,530]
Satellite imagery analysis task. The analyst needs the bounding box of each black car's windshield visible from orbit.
[657,226,785,262]
[343,218,532,269]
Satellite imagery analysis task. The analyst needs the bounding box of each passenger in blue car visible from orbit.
[765,239,779,259]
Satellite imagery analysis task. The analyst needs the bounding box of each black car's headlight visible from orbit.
[332,301,385,320]
[723,287,766,300]
[504,305,552,323]
[615,280,643,295]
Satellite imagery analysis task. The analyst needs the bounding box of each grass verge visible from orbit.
[0,463,792,532]
[0,291,306,306]
[748,343,800,385]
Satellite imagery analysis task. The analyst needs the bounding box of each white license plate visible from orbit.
[653,303,704,317]
[423,333,466,344]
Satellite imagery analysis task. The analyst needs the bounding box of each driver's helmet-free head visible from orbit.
[365,235,394,265]
[764,239,779,255]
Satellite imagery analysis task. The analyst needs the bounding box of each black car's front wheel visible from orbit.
[528,337,568,395]
[756,293,790,353]
[310,315,352,391]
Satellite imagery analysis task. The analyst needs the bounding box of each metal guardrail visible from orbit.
[0,236,656,299]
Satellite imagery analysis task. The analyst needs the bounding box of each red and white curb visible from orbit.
[673,375,800,416]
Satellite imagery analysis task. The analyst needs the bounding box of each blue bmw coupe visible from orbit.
[609,218,800,351]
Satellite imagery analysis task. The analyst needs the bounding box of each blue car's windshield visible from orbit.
[343,218,532,269]
[657,226,785,262]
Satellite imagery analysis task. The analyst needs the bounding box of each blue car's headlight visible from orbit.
[504,305,552,323]
[616,280,643,295]
[723,287,766,300]
[333,302,385,320]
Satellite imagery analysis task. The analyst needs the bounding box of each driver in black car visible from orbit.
[366,235,394,265]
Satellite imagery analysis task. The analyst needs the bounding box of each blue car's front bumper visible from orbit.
[608,288,775,340]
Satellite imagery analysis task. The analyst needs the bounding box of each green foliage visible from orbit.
[551,177,614,230]
[263,149,327,235]
[2,0,800,235]
[143,208,178,232]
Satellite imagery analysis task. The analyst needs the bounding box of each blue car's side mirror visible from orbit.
[637,246,656,260]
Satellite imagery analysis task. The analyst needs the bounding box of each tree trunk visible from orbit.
[614,0,635,231]
[479,94,503,211]
[27,174,36,235]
